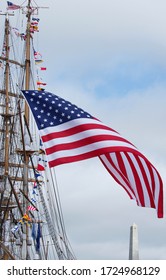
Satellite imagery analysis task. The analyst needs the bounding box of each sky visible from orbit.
[1,0,166,260]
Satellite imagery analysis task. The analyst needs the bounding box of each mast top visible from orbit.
[0,0,49,17]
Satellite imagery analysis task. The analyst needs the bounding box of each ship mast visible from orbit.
[0,12,16,260]
[0,4,36,259]
[25,0,31,122]
[21,0,48,260]
[4,16,10,175]
[21,0,33,260]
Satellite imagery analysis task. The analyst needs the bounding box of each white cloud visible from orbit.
[38,0,166,76]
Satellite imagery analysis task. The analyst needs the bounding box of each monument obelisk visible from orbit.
[129,223,139,260]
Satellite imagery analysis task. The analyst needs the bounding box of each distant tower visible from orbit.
[129,223,139,260]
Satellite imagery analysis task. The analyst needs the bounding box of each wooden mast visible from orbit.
[4,16,10,175]
[0,12,20,260]
[20,0,48,259]
[0,13,12,259]
[24,0,31,123]
[21,0,32,260]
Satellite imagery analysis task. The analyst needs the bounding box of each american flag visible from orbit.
[22,90,163,218]
[7,1,20,10]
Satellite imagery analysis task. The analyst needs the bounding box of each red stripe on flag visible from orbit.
[44,135,132,155]
[124,152,145,207]
[41,123,119,142]
[48,147,141,167]
[100,153,135,200]
[133,155,155,208]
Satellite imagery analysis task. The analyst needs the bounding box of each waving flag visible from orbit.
[37,156,45,171]
[36,223,41,251]
[27,205,36,211]
[35,60,43,64]
[37,81,46,86]
[32,18,40,22]
[7,1,20,10]
[22,90,163,218]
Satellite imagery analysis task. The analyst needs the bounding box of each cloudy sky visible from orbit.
[1,0,166,259]
[39,0,166,260]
